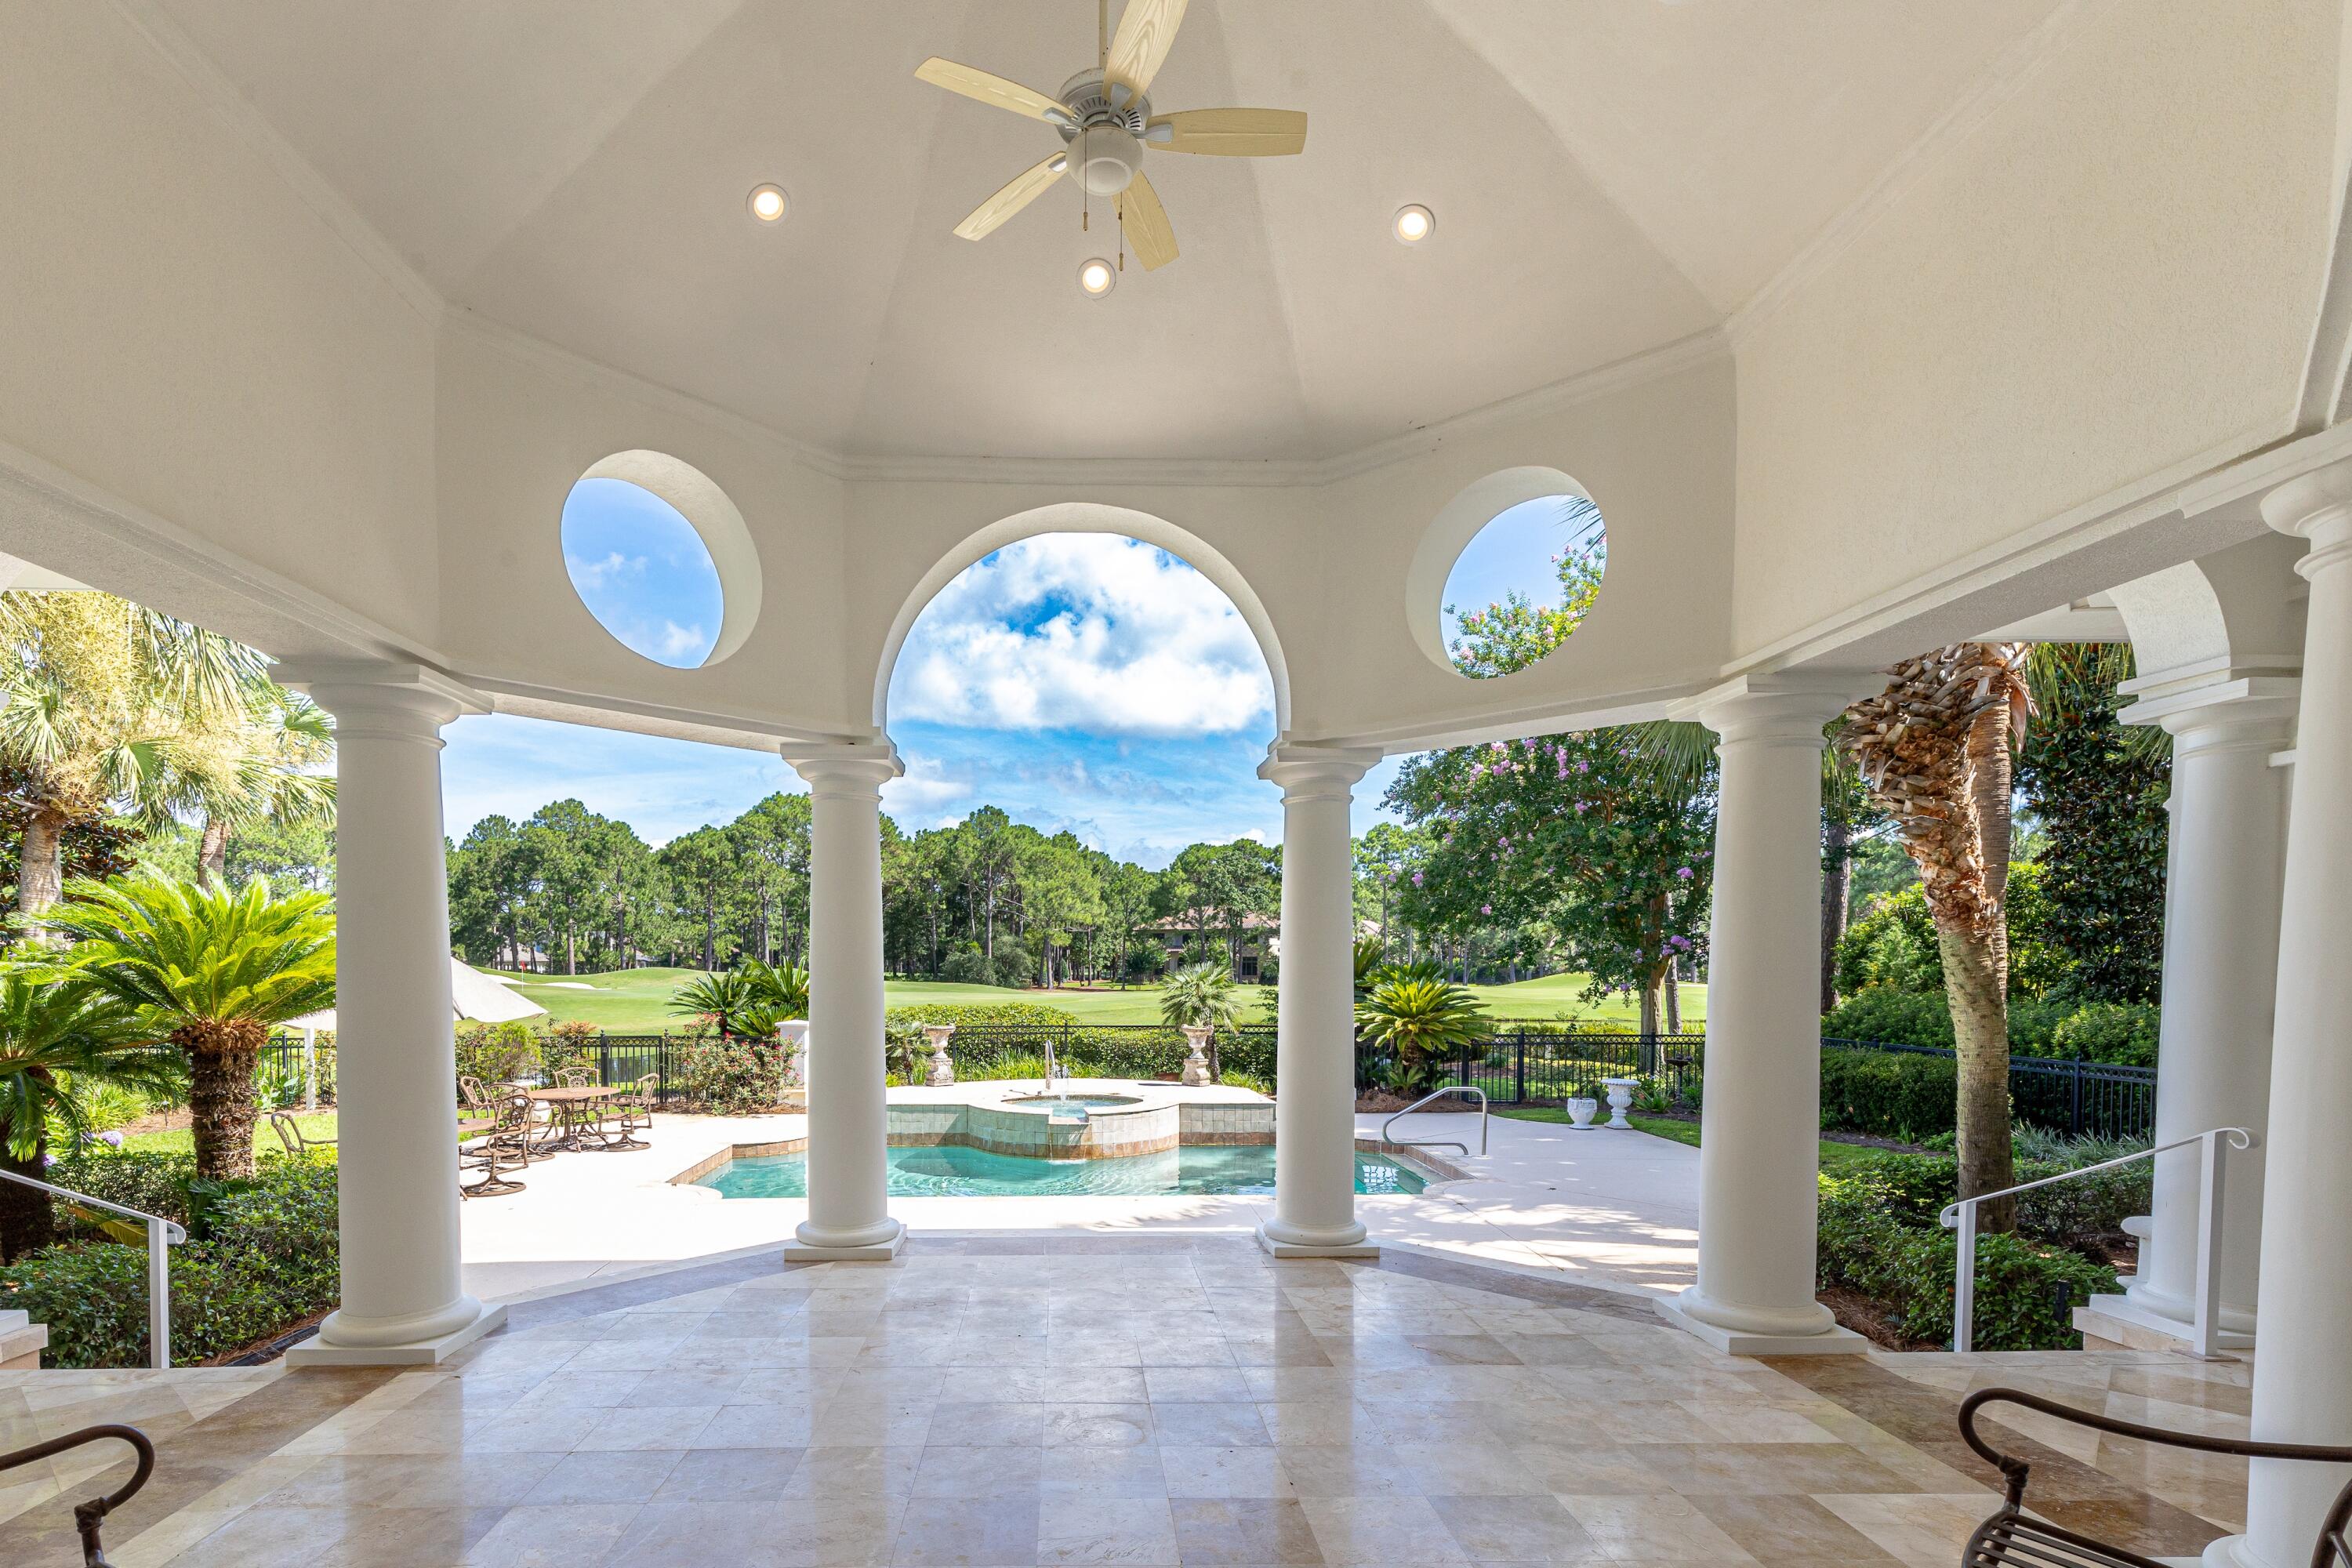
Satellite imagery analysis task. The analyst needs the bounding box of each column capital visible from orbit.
[1672,672,1871,746]
[781,739,902,790]
[1258,742,1382,800]
[2118,670,2300,750]
[2262,457,2352,575]
[274,660,488,738]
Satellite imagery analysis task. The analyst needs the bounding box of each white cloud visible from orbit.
[889,534,1275,738]
[655,620,710,660]
[565,551,645,590]
[879,754,971,818]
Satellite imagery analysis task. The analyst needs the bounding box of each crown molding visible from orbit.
[1723,0,2113,348]
[108,0,445,326]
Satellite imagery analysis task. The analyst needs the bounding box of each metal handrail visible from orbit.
[1938,1125,2255,1356]
[1381,1085,1488,1156]
[0,1424,155,1566]
[0,1168,186,1369]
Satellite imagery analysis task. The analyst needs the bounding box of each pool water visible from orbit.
[698,1145,1429,1199]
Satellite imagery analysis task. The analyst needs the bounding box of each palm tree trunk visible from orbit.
[16,806,67,920]
[1820,814,1850,1013]
[198,818,232,884]
[1939,920,2016,1229]
[0,1129,54,1261]
[180,1019,267,1180]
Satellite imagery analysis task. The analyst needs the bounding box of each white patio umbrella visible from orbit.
[281,959,547,1112]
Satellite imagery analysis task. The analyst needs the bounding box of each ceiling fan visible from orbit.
[916,0,1307,273]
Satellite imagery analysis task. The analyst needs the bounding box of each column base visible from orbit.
[286,1300,506,1368]
[2203,1533,2259,1568]
[1656,1294,1867,1357]
[784,1217,906,1262]
[1255,1218,1378,1259]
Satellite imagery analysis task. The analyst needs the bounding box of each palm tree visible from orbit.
[46,874,335,1180]
[741,956,810,1023]
[1841,643,2032,1228]
[0,592,262,918]
[1160,960,1243,1083]
[0,960,180,1260]
[134,688,334,883]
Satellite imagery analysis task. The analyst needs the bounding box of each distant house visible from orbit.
[1140,910,1278,982]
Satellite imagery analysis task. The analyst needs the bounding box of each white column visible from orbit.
[1258,744,1381,1258]
[279,663,504,1365]
[2110,678,2295,1344]
[780,742,904,1261]
[1659,681,1865,1356]
[2223,466,2352,1568]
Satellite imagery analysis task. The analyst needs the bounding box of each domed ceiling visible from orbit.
[155,0,2063,462]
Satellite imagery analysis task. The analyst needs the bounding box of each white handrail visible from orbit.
[0,1167,187,1369]
[1938,1125,2255,1357]
[1381,1085,1488,1156]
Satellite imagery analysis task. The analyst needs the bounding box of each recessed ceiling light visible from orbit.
[1393,204,1434,244]
[748,183,788,223]
[1078,257,1116,296]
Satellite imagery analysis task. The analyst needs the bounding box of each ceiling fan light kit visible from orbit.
[915,0,1307,278]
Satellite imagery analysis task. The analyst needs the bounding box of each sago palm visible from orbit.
[47,874,335,1180]
[0,960,180,1260]
[1356,971,1489,1078]
[669,967,793,1042]
[1160,960,1242,1082]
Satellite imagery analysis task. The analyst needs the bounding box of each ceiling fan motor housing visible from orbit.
[1056,70,1149,195]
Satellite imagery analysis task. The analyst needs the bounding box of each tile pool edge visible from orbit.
[673,1133,1468,1189]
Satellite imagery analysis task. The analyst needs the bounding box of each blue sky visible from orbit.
[445,508,1571,867]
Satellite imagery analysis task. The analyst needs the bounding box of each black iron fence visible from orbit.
[258,1035,336,1107]
[916,1022,1279,1083]
[1821,1036,2156,1141]
[1357,1029,1708,1105]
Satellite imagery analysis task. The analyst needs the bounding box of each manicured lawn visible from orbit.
[118,1109,339,1160]
[1496,1108,1888,1171]
[492,965,1708,1032]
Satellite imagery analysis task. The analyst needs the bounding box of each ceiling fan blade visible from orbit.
[1119,170,1178,271]
[916,56,1074,126]
[1145,108,1307,157]
[953,153,1069,241]
[1105,0,1188,102]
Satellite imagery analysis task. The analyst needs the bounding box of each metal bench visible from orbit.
[1958,1388,2352,1567]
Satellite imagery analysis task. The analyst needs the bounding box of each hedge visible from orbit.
[1822,987,2158,1065]
[881,1005,1279,1084]
[1817,1163,2119,1350]
[1819,1047,1960,1142]
[1822,1149,2149,1245]
[0,1152,339,1368]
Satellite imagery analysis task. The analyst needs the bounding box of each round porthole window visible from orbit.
[1439,492,1606,679]
[561,452,759,669]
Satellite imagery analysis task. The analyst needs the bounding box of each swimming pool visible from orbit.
[695,1144,1430,1199]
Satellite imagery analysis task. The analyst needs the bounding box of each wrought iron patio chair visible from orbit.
[1958,1388,2352,1566]
[265,1110,335,1160]
[459,1094,528,1198]
[0,1424,154,1566]
[553,1067,598,1088]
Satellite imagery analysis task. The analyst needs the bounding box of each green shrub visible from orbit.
[456,1020,543,1085]
[1818,1047,1961,1141]
[1817,1170,2117,1350]
[1822,989,1955,1049]
[0,1156,340,1367]
[2047,1002,2161,1068]
[677,1036,786,1113]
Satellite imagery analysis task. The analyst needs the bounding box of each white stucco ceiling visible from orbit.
[155,0,2066,462]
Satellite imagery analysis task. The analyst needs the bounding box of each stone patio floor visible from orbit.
[0,1235,2251,1566]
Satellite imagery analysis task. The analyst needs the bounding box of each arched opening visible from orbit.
[561,450,760,668]
[1404,466,1608,678]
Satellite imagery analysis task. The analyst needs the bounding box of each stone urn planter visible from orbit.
[1180,1025,1214,1087]
[1565,1095,1599,1129]
[924,1024,957,1087]
[1600,1077,1639,1130]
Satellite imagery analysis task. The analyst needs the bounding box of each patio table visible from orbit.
[522,1086,630,1151]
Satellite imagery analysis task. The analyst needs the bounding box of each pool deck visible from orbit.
[459,1094,1700,1312]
